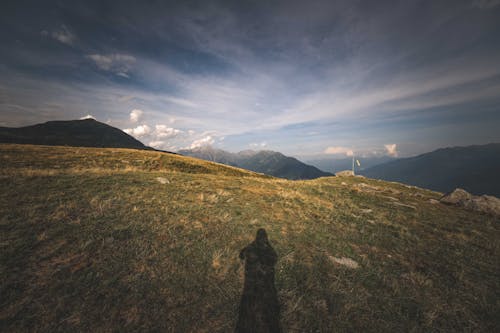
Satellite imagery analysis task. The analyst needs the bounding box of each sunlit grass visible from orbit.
[1,144,499,332]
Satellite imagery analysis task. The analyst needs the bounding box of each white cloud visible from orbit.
[324,146,353,156]
[249,141,267,148]
[384,144,398,157]
[190,135,214,149]
[79,114,95,120]
[43,25,76,45]
[130,109,143,123]
[87,54,136,77]
[123,123,185,150]
[12,12,500,158]
[148,141,165,148]
[155,125,183,138]
[123,124,151,137]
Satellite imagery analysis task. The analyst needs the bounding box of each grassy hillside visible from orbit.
[1,144,499,332]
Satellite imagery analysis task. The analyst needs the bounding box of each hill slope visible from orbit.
[1,144,499,332]
[179,147,332,180]
[0,119,148,149]
[361,143,500,196]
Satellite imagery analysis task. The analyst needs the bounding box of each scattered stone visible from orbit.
[360,208,373,214]
[429,199,440,204]
[440,188,472,205]
[335,170,354,177]
[357,183,382,191]
[469,196,500,217]
[388,188,402,195]
[156,177,169,184]
[381,195,399,201]
[328,256,359,269]
[341,182,348,186]
[440,188,500,217]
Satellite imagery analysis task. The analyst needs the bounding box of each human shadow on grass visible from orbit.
[235,228,281,333]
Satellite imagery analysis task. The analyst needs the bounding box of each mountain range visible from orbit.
[361,143,500,196]
[178,146,332,180]
[306,156,396,174]
[1,119,498,195]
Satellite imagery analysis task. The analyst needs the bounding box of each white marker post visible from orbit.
[352,154,355,175]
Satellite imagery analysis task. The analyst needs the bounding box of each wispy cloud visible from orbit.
[2,1,500,157]
[324,146,353,156]
[472,0,500,9]
[41,25,76,45]
[87,54,136,77]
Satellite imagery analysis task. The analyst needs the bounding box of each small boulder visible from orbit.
[440,188,472,205]
[469,195,500,217]
[440,188,500,217]
[156,177,169,184]
[335,170,354,177]
[328,256,359,269]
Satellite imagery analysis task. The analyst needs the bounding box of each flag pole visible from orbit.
[352,154,355,175]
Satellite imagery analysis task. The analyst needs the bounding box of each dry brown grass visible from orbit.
[1,144,499,332]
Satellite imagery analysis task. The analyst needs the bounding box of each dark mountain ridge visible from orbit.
[178,146,332,180]
[361,143,500,196]
[0,119,148,149]
[306,156,396,174]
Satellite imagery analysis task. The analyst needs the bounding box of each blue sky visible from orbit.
[1,0,499,159]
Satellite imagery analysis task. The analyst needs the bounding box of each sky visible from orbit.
[1,0,500,159]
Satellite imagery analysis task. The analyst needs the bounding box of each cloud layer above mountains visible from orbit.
[1,0,499,157]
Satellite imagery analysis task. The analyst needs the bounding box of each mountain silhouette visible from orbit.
[361,143,500,196]
[306,156,396,174]
[179,146,332,180]
[0,119,149,149]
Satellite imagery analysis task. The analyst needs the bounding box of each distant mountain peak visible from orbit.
[0,119,149,150]
[179,147,332,180]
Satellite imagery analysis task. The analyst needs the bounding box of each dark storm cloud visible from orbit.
[0,0,499,155]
